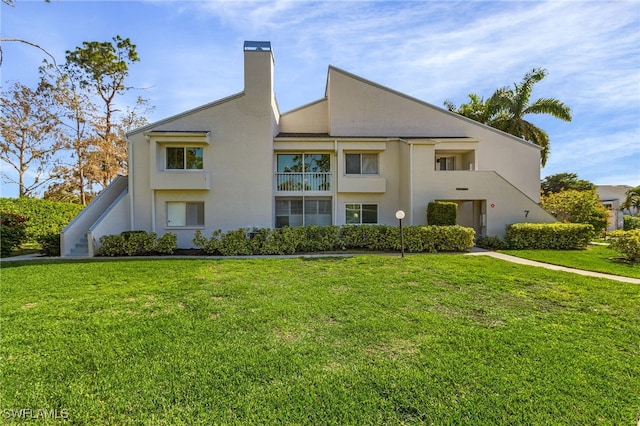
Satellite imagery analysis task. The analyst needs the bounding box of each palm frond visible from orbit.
[524,98,572,121]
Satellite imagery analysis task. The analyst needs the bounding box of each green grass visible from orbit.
[1,256,639,424]
[501,244,640,279]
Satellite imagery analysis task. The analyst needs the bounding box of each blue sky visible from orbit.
[1,0,639,198]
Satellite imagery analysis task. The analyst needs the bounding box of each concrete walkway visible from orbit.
[467,249,640,284]
[3,250,639,285]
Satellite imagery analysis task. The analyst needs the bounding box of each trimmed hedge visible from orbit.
[623,215,640,231]
[37,233,61,257]
[608,230,640,262]
[97,231,177,256]
[0,198,84,242]
[0,212,28,256]
[427,202,457,226]
[193,225,475,256]
[504,223,594,250]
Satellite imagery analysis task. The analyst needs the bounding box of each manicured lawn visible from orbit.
[501,244,640,279]
[1,255,639,424]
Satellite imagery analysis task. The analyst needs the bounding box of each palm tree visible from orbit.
[488,68,571,166]
[444,93,496,124]
[621,185,640,214]
[446,68,571,167]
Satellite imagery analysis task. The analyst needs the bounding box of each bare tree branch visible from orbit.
[0,37,59,69]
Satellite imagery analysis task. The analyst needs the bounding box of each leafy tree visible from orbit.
[0,81,61,197]
[541,189,609,235]
[541,172,595,195]
[446,68,571,166]
[39,36,151,203]
[63,36,141,187]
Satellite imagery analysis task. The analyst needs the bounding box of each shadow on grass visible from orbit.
[0,254,358,269]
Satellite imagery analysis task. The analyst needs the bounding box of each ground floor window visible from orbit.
[346,203,378,224]
[167,202,204,227]
[276,197,332,227]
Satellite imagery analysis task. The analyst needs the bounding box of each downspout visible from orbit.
[151,190,156,233]
[127,137,135,230]
[334,139,338,225]
[409,142,414,225]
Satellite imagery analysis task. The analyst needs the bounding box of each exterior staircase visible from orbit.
[68,234,89,257]
[61,175,129,257]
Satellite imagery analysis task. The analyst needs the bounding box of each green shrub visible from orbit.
[0,211,28,256]
[475,235,508,250]
[505,223,594,250]
[38,233,61,256]
[97,231,177,256]
[191,225,474,256]
[0,198,83,242]
[427,202,457,226]
[339,225,381,249]
[193,229,222,254]
[297,225,340,252]
[122,231,157,256]
[97,234,125,256]
[218,229,253,256]
[608,230,640,262]
[424,225,475,252]
[540,190,609,235]
[259,227,298,255]
[154,233,177,255]
[623,215,640,231]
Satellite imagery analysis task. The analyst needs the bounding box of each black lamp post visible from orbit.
[395,210,405,257]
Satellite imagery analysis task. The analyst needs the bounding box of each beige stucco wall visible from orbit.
[280,99,329,134]
[120,46,553,248]
[128,49,277,247]
[326,68,543,202]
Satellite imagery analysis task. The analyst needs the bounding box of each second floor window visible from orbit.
[346,153,378,175]
[276,153,331,191]
[166,147,203,170]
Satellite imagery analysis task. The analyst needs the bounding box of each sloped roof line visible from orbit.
[325,65,542,151]
[126,92,245,137]
[281,98,327,116]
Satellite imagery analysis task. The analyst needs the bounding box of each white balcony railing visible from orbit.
[276,172,331,192]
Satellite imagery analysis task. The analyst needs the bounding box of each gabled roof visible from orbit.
[324,65,542,150]
[126,92,245,137]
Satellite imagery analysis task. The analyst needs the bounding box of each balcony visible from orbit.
[276,172,331,192]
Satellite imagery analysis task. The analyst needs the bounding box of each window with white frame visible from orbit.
[167,202,204,227]
[166,147,203,170]
[276,153,331,191]
[345,153,378,175]
[345,203,378,224]
[276,197,332,228]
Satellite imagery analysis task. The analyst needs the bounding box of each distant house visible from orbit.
[61,41,555,256]
[597,185,637,231]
